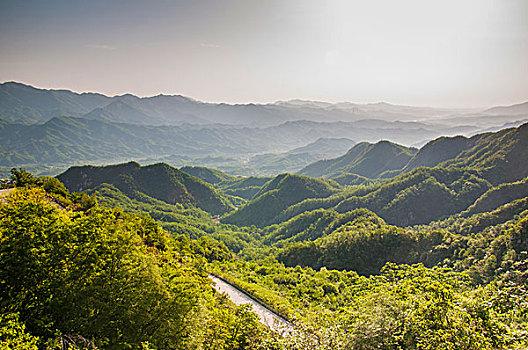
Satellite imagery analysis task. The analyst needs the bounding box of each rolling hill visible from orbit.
[180,165,237,185]
[222,123,528,227]
[221,174,341,227]
[298,140,417,179]
[299,122,528,186]
[57,161,234,215]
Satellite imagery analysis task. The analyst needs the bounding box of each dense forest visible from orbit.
[2,123,528,349]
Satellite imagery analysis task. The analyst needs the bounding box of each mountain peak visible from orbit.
[57,162,233,215]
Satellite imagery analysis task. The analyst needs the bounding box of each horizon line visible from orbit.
[2,79,526,110]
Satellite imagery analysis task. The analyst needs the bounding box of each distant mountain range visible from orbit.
[1,81,527,177]
[2,81,526,128]
[482,101,528,115]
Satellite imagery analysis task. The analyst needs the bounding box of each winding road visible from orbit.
[209,274,292,331]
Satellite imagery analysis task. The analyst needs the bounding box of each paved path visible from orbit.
[209,274,292,331]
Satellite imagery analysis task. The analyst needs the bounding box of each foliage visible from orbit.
[222,174,340,227]
[274,210,446,275]
[218,176,273,200]
[440,122,528,185]
[465,176,528,215]
[11,167,39,187]
[57,161,234,215]
[298,141,417,179]
[180,165,237,185]
[216,261,528,349]
[275,167,492,227]
[0,313,39,350]
[329,173,375,187]
[0,187,265,349]
[4,145,528,349]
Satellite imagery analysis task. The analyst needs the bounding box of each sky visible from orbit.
[0,0,527,107]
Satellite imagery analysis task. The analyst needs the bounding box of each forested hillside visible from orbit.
[57,162,234,215]
[0,177,272,349]
[298,140,417,178]
[2,120,528,350]
[180,165,237,184]
[214,123,528,228]
[3,147,528,349]
[222,174,341,227]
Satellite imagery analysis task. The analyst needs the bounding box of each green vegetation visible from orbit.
[222,174,341,227]
[298,140,417,179]
[180,165,237,184]
[275,210,440,274]
[237,167,492,227]
[441,122,528,185]
[402,135,471,172]
[465,176,528,215]
[212,260,528,349]
[3,120,528,349]
[58,161,234,215]
[330,172,376,186]
[0,180,271,349]
[217,176,273,200]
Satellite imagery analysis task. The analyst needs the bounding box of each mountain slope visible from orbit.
[221,174,341,227]
[84,95,211,125]
[0,81,110,123]
[464,177,528,216]
[279,167,492,226]
[57,162,234,215]
[401,136,472,172]
[286,137,356,157]
[483,101,528,115]
[217,176,273,200]
[439,123,528,185]
[298,140,417,179]
[180,166,237,185]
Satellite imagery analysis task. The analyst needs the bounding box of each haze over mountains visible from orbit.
[222,122,528,227]
[1,81,527,177]
[52,122,528,230]
[0,81,474,126]
[4,81,527,127]
[5,1,528,347]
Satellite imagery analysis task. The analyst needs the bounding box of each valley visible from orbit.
[2,84,528,349]
[2,1,528,348]
[2,82,528,179]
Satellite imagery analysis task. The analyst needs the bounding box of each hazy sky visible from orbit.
[0,0,527,107]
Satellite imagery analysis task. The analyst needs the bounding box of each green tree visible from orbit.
[10,168,39,187]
